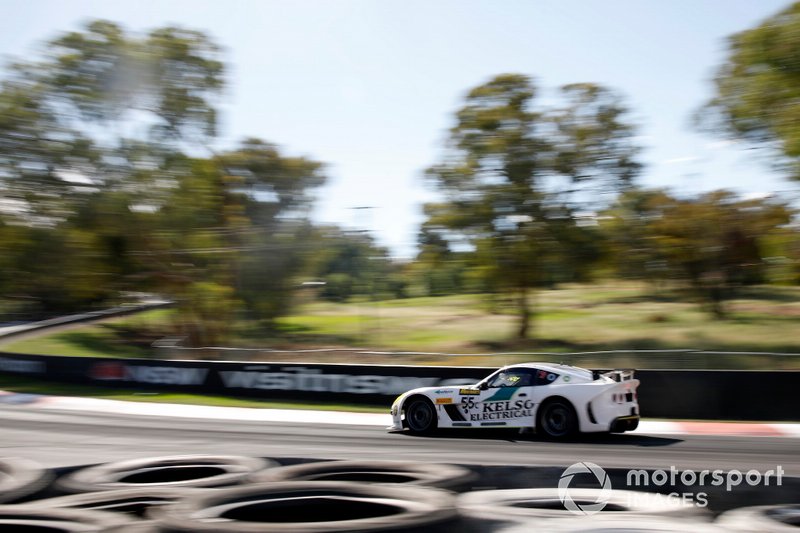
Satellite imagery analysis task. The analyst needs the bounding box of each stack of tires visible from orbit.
[0,456,471,532]
[0,455,795,532]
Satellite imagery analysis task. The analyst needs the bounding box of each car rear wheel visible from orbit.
[404,398,437,434]
[536,399,577,439]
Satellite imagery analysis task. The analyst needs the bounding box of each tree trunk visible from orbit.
[517,286,532,339]
[708,285,727,319]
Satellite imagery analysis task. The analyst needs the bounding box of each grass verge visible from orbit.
[3,284,800,368]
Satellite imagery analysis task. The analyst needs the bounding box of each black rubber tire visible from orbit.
[105,524,160,533]
[57,455,273,494]
[716,504,800,531]
[0,505,133,532]
[404,397,437,435]
[496,516,724,532]
[33,487,209,520]
[151,481,458,532]
[0,456,52,503]
[247,460,476,491]
[536,398,578,439]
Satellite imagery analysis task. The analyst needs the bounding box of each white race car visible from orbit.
[388,363,640,439]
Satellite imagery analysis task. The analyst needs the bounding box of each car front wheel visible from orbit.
[404,398,437,434]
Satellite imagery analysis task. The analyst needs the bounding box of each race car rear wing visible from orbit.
[592,369,636,382]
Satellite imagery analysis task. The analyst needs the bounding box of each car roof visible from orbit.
[502,362,594,380]
[504,362,579,371]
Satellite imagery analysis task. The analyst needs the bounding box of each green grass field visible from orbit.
[3,283,800,368]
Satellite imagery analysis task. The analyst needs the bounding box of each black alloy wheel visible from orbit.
[404,398,437,434]
[537,399,577,439]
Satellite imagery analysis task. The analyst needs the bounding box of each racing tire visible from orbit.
[0,456,52,503]
[715,504,800,531]
[404,397,437,435]
[536,398,578,439]
[33,487,208,520]
[496,516,723,532]
[151,481,458,532]
[458,488,709,523]
[57,455,273,494]
[247,459,476,491]
[0,505,134,532]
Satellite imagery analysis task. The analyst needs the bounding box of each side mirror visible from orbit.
[479,382,489,390]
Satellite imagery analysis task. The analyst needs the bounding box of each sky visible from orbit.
[1,0,796,258]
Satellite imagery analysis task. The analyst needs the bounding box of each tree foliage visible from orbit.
[0,20,325,344]
[603,189,793,317]
[700,2,800,179]
[425,74,641,338]
[44,20,224,140]
[305,227,406,303]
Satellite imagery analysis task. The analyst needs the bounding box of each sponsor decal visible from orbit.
[91,363,209,386]
[127,366,209,385]
[468,399,535,421]
[538,370,558,382]
[435,397,453,405]
[484,387,518,402]
[0,357,45,374]
[85,362,479,396]
[443,404,467,422]
[90,362,125,380]
[459,388,480,395]
[461,396,477,411]
[219,367,455,395]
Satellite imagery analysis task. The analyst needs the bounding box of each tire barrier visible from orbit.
[496,516,726,532]
[0,456,52,504]
[150,481,459,532]
[246,460,476,491]
[457,488,710,523]
[716,504,800,532]
[32,487,208,519]
[57,455,273,494]
[0,505,134,531]
[1,457,797,532]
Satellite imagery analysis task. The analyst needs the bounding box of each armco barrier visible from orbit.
[0,301,172,341]
[0,352,797,421]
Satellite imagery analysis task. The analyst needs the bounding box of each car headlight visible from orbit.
[390,395,402,416]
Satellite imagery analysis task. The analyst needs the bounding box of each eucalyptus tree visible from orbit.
[425,74,641,338]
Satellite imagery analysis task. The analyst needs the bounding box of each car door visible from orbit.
[458,368,538,428]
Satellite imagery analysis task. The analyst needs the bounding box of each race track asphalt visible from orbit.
[1,405,797,473]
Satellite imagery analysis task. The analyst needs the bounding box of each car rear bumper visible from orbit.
[610,414,640,433]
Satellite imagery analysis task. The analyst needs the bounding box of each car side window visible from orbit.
[534,369,560,385]
[487,369,536,388]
